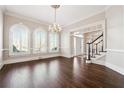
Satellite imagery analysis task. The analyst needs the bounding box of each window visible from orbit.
[33,29,47,53]
[9,24,30,55]
[49,32,59,52]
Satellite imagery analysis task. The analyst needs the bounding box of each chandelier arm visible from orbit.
[55,8,56,23]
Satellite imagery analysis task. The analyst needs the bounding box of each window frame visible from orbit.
[33,28,47,54]
[48,32,60,53]
[9,24,30,56]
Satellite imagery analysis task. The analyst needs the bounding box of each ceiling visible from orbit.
[3,5,107,27]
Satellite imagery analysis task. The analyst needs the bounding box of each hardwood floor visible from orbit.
[0,57,124,88]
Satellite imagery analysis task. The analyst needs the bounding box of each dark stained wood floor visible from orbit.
[0,57,124,88]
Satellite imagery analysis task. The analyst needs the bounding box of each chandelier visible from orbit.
[49,5,62,32]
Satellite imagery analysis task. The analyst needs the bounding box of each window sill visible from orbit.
[9,52,30,57]
[9,51,60,57]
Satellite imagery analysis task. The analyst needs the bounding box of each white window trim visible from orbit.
[9,24,30,56]
[48,32,60,53]
[33,28,47,54]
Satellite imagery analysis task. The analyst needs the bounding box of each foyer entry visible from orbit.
[71,20,106,64]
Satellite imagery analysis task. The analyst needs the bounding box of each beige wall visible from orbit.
[3,14,60,63]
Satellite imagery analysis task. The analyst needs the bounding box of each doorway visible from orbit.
[73,36,83,57]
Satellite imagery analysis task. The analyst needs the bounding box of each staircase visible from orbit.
[85,33,107,65]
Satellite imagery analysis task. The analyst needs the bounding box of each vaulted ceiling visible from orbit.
[2,5,107,27]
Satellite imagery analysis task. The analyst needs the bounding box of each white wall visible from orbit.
[60,31,81,58]
[61,31,72,58]
[75,37,82,56]
[0,8,3,69]
[105,6,124,75]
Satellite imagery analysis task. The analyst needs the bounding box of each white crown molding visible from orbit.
[5,11,50,26]
[63,7,106,28]
[67,20,105,32]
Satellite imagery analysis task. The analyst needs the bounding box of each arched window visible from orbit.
[9,24,30,55]
[49,32,59,52]
[33,28,47,53]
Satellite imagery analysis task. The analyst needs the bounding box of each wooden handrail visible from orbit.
[86,33,103,61]
[87,33,103,44]
[95,39,103,45]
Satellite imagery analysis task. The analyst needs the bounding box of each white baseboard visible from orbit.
[60,54,72,58]
[106,62,124,75]
[92,60,105,66]
[86,60,92,63]
[0,63,4,70]
[105,49,124,75]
